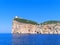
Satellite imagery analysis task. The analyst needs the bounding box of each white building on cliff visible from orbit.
[15,16,18,18]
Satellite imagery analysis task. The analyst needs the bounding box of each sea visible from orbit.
[0,34,60,45]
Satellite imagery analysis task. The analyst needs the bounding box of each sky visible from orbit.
[0,0,60,33]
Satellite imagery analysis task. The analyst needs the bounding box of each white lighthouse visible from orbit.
[15,16,18,18]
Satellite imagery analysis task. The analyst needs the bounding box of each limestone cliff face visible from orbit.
[12,18,60,34]
[12,20,37,34]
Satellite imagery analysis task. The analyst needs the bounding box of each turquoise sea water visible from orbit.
[0,34,60,45]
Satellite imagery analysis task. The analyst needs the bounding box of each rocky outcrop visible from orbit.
[12,17,60,34]
[12,20,37,34]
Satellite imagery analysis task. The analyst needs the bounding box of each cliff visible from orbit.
[12,17,60,34]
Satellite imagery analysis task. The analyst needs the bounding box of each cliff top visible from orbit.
[14,17,60,25]
[41,20,60,25]
[14,18,38,25]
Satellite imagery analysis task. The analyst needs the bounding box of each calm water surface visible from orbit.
[0,34,12,45]
[0,34,60,45]
[12,34,60,45]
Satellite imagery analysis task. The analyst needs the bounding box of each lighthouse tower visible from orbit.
[15,16,18,18]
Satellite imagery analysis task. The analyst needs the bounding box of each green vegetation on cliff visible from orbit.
[14,17,60,25]
[41,20,60,25]
[14,18,38,25]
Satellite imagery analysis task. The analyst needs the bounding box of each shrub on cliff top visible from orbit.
[14,18,38,25]
[41,20,60,25]
[14,17,60,25]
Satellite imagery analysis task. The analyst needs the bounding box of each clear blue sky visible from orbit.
[0,0,60,33]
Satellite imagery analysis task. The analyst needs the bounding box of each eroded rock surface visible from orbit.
[12,20,60,34]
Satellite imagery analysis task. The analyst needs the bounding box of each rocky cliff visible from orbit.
[12,17,60,34]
